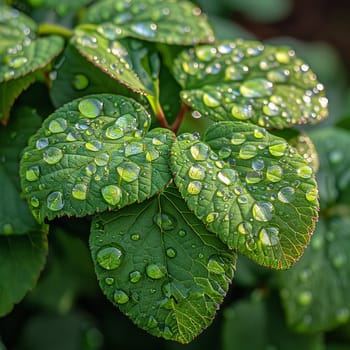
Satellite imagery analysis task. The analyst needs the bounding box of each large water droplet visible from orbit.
[268,141,288,157]
[297,291,313,306]
[105,125,124,139]
[78,98,103,118]
[259,227,279,246]
[131,22,157,38]
[252,158,265,171]
[252,202,274,222]
[85,141,102,152]
[96,245,123,270]
[166,247,177,258]
[117,162,140,182]
[146,263,166,279]
[72,74,89,90]
[207,256,225,274]
[36,138,49,150]
[246,170,263,184]
[218,168,237,185]
[129,270,142,283]
[239,144,257,159]
[231,104,254,120]
[146,149,160,162]
[187,181,202,195]
[190,143,210,161]
[30,196,40,208]
[188,164,206,180]
[195,46,215,61]
[266,165,283,182]
[25,166,40,181]
[231,132,246,145]
[72,183,88,200]
[202,93,221,107]
[153,213,176,231]
[278,187,295,203]
[297,165,313,179]
[125,142,144,156]
[94,152,110,166]
[114,289,129,304]
[48,117,67,133]
[237,222,252,235]
[101,185,122,205]
[240,78,273,98]
[47,191,64,211]
[206,212,219,223]
[85,163,97,176]
[43,147,63,164]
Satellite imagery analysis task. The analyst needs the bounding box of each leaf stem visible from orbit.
[37,23,74,39]
[171,103,190,133]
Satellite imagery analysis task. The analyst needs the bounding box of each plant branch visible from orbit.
[37,23,74,39]
[170,103,190,133]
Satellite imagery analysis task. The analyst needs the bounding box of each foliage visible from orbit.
[1,0,350,349]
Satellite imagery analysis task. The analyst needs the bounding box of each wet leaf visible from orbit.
[0,106,42,235]
[278,217,350,332]
[20,94,174,223]
[28,0,91,16]
[82,0,215,45]
[171,121,319,269]
[173,39,328,129]
[222,293,324,350]
[0,226,48,316]
[90,187,236,343]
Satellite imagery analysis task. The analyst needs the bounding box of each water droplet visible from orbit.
[297,291,313,306]
[178,229,186,237]
[48,118,67,134]
[129,270,142,283]
[153,213,176,231]
[117,162,140,182]
[190,143,210,161]
[259,227,279,246]
[147,316,158,328]
[266,165,283,182]
[25,166,40,181]
[71,182,87,200]
[130,233,140,241]
[239,144,257,159]
[125,142,144,157]
[47,191,64,211]
[146,263,166,279]
[252,202,274,222]
[8,56,28,68]
[202,93,221,107]
[218,147,231,159]
[30,196,40,208]
[268,141,288,157]
[278,187,295,203]
[237,222,252,235]
[231,104,254,120]
[252,159,265,171]
[187,181,202,195]
[101,185,122,205]
[105,277,114,285]
[96,245,123,270]
[231,132,246,145]
[66,132,77,142]
[113,289,129,304]
[297,166,313,179]
[218,169,237,185]
[240,78,273,98]
[152,136,165,145]
[275,50,290,64]
[43,147,63,164]
[253,128,266,139]
[207,256,225,274]
[146,149,160,161]
[166,247,177,258]
[77,34,98,48]
[72,74,89,90]
[188,164,206,180]
[36,138,49,150]
[85,141,102,152]
[206,212,219,223]
[105,125,124,139]
[246,171,263,184]
[267,69,290,83]
[85,163,97,176]
[93,152,109,166]
[78,98,103,118]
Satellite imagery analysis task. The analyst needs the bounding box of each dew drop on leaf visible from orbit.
[188,164,206,180]
[96,245,123,270]
[266,165,283,182]
[146,263,166,279]
[166,247,177,258]
[240,78,273,98]
[72,183,88,200]
[297,291,313,306]
[190,143,210,160]
[30,196,40,208]
[94,152,110,166]
[8,56,28,68]
[48,118,67,133]
[259,227,279,246]
[231,104,254,120]
[205,212,219,223]
[207,255,225,274]
[131,22,157,38]
[117,162,140,182]
[72,74,89,90]
[105,125,124,139]
[187,181,202,194]
[113,289,129,304]
[85,141,102,152]
[145,149,160,162]
[25,166,40,181]
[36,137,49,150]
[47,191,64,211]
[252,202,274,222]
[78,98,103,118]
[268,141,288,157]
[237,222,252,235]
[239,144,257,159]
[43,147,63,164]
[202,93,221,107]
[278,186,295,203]
[231,132,246,145]
[101,185,122,205]
[153,213,176,231]
[105,277,114,285]
[297,165,313,179]
[129,270,142,283]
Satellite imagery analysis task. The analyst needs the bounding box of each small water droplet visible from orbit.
[131,22,157,38]
[252,159,265,171]
[231,132,246,145]
[78,98,103,118]
[166,247,177,258]
[77,34,98,48]
[117,162,140,182]
[268,141,288,157]
[297,291,313,306]
[259,227,279,246]
[85,163,97,176]
[266,165,283,182]
[218,147,231,159]
[153,213,176,231]
[206,212,219,223]
[239,144,257,159]
[146,263,166,279]
[207,255,225,274]
[246,170,263,184]
[43,147,63,164]
[190,143,210,161]
[30,196,40,208]
[8,56,28,68]
[48,118,67,134]
[187,181,202,195]
[96,245,123,270]
[202,93,221,107]
[125,142,144,157]
[105,125,124,139]
[47,191,64,211]
[72,74,89,90]
[85,141,102,152]
[105,277,114,285]
[240,78,273,98]
[188,164,206,180]
[36,138,49,150]
[101,185,122,205]
[252,202,274,222]
[129,270,142,283]
[237,222,252,235]
[297,166,313,179]
[72,183,88,200]
[94,152,110,166]
[178,229,186,237]
[25,166,40,181]
[113,289,129,304]
[231,104,254,120]
[278,187,295,203]
[146,149,160,161]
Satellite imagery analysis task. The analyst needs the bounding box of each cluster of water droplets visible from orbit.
[176,39,328,127]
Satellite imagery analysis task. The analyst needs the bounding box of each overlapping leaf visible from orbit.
[82,0,215,45]
[0,226,48,316]
[90,187,236,343]
[278,217,350,332]
[20,94,174,223]
[173,39,328,129]
[171,121,319,269]
[0,106,42,235]
[28,0,91,16]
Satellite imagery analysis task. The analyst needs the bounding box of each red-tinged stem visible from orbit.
[170,104,190,133]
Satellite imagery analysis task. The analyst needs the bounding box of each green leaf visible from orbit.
[28,0,91,16]
[173,39,328,129]
[50,44,144,108]
[89,187,236,343]
[73,25,152,95]
[171,121,319,269]
[222,293,324,350]
[0,226,48,316]
[278,217,350,332]
[0,106,42,235]
[20,94,174,223]
[82,0,215,45]
[309,127,350,208]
